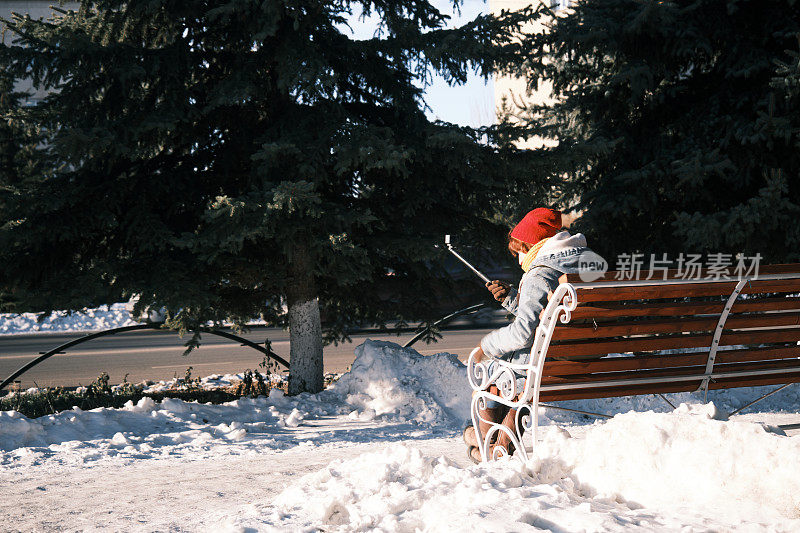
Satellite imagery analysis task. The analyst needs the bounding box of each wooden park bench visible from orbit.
[467,263,800,462]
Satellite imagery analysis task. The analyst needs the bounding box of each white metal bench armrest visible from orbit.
[468,283,578,462]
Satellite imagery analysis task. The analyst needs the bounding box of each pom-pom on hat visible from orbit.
[510,208,562,245]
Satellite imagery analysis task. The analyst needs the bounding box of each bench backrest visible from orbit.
[537,264,800,402]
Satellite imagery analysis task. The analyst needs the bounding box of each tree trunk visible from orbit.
[286,241,324,395]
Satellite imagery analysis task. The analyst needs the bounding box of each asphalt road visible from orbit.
[0,325,500,390]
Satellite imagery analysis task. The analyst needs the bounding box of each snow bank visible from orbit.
[0,303,137,335]
[539,407,800,523]
[0,396,292,455]
[234,411,800,531]
[0,301,267,335]
[0,340,469,457]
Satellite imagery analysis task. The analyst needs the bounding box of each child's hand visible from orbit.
[470,346,486,363]
[485,280,511,302]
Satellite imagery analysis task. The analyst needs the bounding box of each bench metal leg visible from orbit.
[538,393,673,419]
[657,393,677,409]
[539,403,613,419]
[727,383,795,417]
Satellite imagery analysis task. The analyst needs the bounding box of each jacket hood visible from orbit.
[531,230,590,274]
[537,230,587,256]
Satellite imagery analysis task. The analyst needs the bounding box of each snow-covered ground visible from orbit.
[2,340,800,531]
[139,370,288,394]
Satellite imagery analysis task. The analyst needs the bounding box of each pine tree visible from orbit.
[0,1,547,393]
[511,0,800,264]
[0,29,49,313]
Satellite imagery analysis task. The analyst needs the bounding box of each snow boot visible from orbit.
[493,407,521,456]
[466,445,482,464]
[463,424,478,448]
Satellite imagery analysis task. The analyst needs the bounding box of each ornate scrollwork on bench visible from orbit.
[468,283,578,462]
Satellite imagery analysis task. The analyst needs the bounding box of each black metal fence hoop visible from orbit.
[0,323,289,391]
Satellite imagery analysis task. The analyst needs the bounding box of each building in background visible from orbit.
[490,0,570,148]
[490,0,581,223]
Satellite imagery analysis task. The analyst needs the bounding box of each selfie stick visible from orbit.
[444,235,491,284]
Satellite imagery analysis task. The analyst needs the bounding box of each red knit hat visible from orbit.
[510,208,562,244]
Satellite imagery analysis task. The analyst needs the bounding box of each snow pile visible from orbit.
[230,411,800,531]
[0,303,137,335]
[330,340,470,425]
[277,339,469,427]
[0,396,294,455]
[540,408,800,523]
[259,445,587,532]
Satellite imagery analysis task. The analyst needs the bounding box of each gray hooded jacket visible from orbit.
[480,231,591,365]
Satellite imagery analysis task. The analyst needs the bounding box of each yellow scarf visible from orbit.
[520,237,550,273]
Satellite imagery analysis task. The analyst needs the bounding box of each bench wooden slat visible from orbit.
[540,380,713,401]
[707,372,800,390]
[547,328,800,358]
[538,370,800,401]
[542,345,800,376]
[544,353,709,376]
[540,382,700,401]
[715,345,800,364]
[552,311,800,341]
[558,263,800,284]
[538,370,800,402]
[541,358,800,385]
[568,297,800,320]
[573,278,800,303]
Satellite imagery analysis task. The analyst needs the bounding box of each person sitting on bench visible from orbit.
[463,207,595,463]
